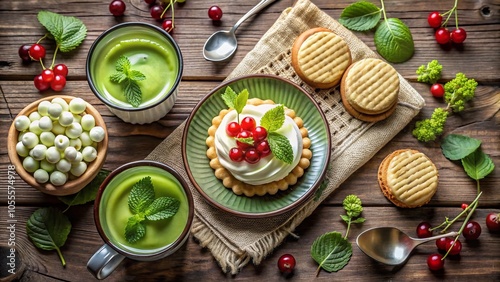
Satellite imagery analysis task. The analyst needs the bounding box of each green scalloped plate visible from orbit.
[182,74,331,218]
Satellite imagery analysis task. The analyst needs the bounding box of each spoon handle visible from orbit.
[230,0,278,33]
[412,231,459,247]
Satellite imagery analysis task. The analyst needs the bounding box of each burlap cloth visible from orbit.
[146,0,425,274]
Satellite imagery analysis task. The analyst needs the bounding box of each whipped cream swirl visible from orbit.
[214,104,303,185]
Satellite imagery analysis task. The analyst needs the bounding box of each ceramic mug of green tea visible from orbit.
[86,22,183,124]
[87,160,194,280]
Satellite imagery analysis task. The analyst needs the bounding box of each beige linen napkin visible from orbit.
[147,0,424,274]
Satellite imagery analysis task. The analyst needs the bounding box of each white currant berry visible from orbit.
[50,170,67,186]
[38,116,53,132]
[79,131,93,147]
[34,169,49,184]
[58,111,74,127]
[72,113,82,123]
[40,131,56,146]
[71,151,83,164]
[37,100,52,116]
[48,103,63,119]
[21,132,39,149]
[56,159,72,173]
[29,111,41,121]
[64,146,79,162]
[40,159,56,173]
[30,144,47,161]
[82,146,97,162]
[69,98,86,114]
[89,126,105,142]
[81,114,95,131]
[69,138,82,151]
[28,120,42,135]
[14,115,30,131]
[54,135,70,151]
[22,156,39,173]
[51,121,66,135]
[16,141,30,157]
[70,161,87,177]
[65,122,83,139]
[51,97,69,112]
[45,146,61,164]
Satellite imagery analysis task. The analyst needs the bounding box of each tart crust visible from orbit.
[206,98,312,197]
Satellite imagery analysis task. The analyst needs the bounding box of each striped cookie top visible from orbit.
[293,28,351,88]
[344,58,399,115]
[387,150,438,207]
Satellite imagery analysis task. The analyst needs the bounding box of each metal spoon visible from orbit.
[356,227,458,266]
[203,0,278,62]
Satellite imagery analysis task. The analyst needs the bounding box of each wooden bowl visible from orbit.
[7,95,108,196]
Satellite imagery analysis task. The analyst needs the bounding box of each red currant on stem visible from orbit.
[18,44,32,63]
[244,148,261,164]
[208,5,223,21]
[256,140,271,157]
[416,222,433,238]
[462,221,481,240]
[162,19,174,33]
[109,0,126,16]
[34,75,50,91]
[435,27,451,44]
[236,131,253,150]
[451,28,467,44]
[430,83,444,98]
[29,43,46,61]
[150,5,165,20]
[50,75,66,92]
[445,239,462,255]
[240,116,256,131]
[41,69,55,83]
[461,203,468,210]
[252,126,267,142]
[226,121,241,137]
[277,254,296,275]
[53,64,68,77]
[486,212,500,232]
[229,147,244,162]
[427,253,444,271]
[436,237,452,251]
[427,11,442,28]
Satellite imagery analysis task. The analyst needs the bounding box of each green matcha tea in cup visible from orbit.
[87,160,194,280]
[86,22,182,124]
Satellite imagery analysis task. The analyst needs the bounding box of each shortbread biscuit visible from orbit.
[206,98,312,197]
[378,149,438,208]
[340,58,399,122]
[291,27,351,89]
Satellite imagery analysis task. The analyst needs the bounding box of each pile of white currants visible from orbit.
[14,97,105,186]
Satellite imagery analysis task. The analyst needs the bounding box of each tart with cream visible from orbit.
[206,87,312,197]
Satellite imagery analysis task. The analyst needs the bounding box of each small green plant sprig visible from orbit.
[413,71,477,142]
[125,176,180,243]
[339,0,414,63]
[110,55,146,108]
[311,195,365,276]
[416,60,443,85]
[430,134,495,259]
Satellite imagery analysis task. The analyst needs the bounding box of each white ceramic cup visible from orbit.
[86,22,183,124]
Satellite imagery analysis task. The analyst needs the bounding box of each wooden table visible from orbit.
[1,0,499,281]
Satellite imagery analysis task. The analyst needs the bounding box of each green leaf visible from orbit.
[58,169,110,207]
[235,137,254,146]
[128,176,155,214]
[125,215,146,243]
[110,72,127,83]
[339,1,381,31]
[115,55,131,72]
[125,80,142,108]
[26,207,71,266]
[441,134,482,161]
[145,197,180,221]
[351,217,366,224]
[340,214,350,224]
[260,105,285,132]
[267,132,294,164]
[311,231,353,273]
[461,149,495,180]
[221,86,238,109]
[129,70,146,81]
[374,18,414,63]
[234,89,249,114]
[37,11,87,53]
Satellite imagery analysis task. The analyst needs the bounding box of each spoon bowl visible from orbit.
[203,0,278,62]
[356,227,458,266]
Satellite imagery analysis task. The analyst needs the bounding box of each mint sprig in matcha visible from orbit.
[125,176,180,243]
[110,55,146,108]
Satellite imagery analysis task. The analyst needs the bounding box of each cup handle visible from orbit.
[87,244,125,280]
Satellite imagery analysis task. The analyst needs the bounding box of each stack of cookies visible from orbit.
[291,28,400,122]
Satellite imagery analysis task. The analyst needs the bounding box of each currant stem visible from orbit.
[442,0,459,27]
[36,33,49,44]
[49,45,60,70]
[344,218,351,240]
[440,191,482,233]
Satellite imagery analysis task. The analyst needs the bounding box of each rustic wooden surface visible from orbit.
[1,0,499,281]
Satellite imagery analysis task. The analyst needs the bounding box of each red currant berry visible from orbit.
[53,64,69,77]
[461,203,469,210]
[18,44,32,63]
[430,83,445,98]
[29,44,46,61]
[34,75,50,91]
[256,140,271,157]
[436,237,451,251]
[277,254,296,275]
[435,28,451,45]
[486,213,500,232]
[462,221,482,240]
[144,0,155,4]
[445,239,462,255]
[229,147,244,162]
[236,131,253,150]
[109,0,126,16]
[208,5,223,21]
[427,253,444,271]
[162,19,174,33]
[226,121,241,137]
[252,126,268,142]
[150,5,165,20]
[427,11,443,29]
[416,222,433,238]
[451,28,467,44]
[240,116,256,131]
[50,75,66,92]
[41,69,55,83]
[244,148,261,164]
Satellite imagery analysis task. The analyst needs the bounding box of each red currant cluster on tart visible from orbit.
[225,116,271,164]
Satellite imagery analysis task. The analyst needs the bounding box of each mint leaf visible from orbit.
[129,70,146,81]
[374,18,414,63]
[221,86,238,109]
[311,231,352,274]
[37,11,87,53]
[110,72,127,83]
[125,215,146,243]
[58,169,110,207]
[234,89,249,114]
[339,1,381,31]
[441,134,482,161]
[26,207,71,266]
[115,55,131,72]
[340,214,350,224]
[128,176,155,214]
[145,197,180,221]
[235,137,254,146]
[124,80,142,107]
[461,149,495,180]
[351,217,366,224]
[267,132,293,164]
[260,105,285,132]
